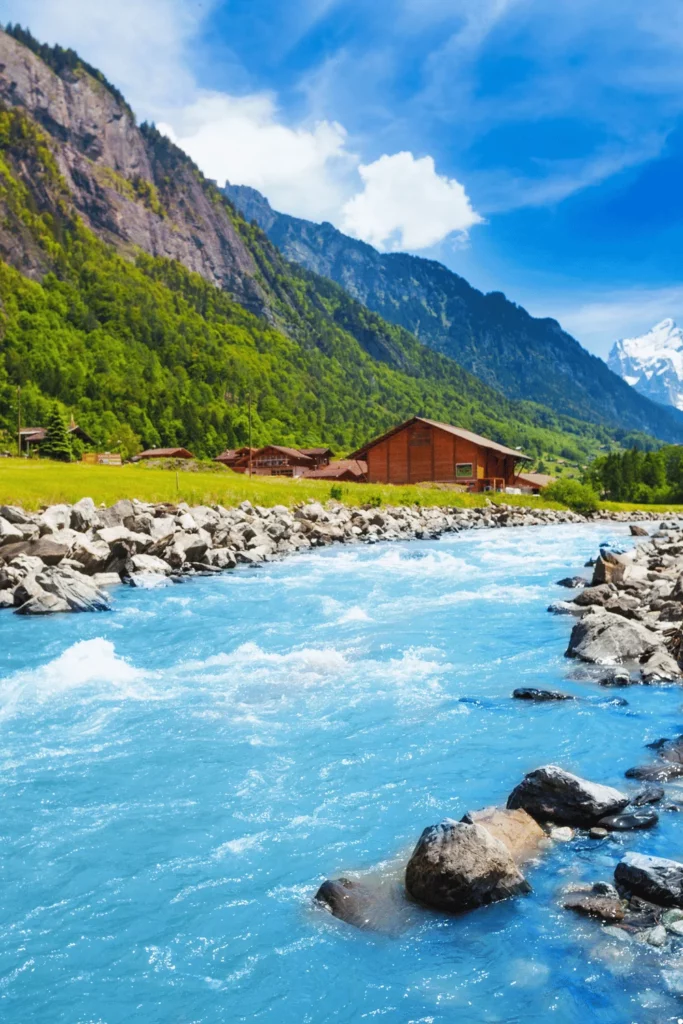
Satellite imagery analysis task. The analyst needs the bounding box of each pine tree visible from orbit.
[42,403,72,461]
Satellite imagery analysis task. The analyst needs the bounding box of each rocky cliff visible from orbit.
[0,28,268,316]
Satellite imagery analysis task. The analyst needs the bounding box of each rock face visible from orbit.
[506,765,629,826]
[460,807,545,862]
[615,852,683,907]
[404,820,531,912]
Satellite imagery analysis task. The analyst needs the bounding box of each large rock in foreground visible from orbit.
[405,820,531,912]
[615,852,683,907]
[506,765,629,826]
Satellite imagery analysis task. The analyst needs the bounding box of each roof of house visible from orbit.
[135,447,195,459]
[304,459,368,479]
[347,417,532,461]
[234,445,312,463]
[215,447,255,462]
[20,424,96,445]
[516,473,556,488]
[299,447,334,456]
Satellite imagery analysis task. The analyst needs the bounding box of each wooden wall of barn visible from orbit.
[365,423,514,487]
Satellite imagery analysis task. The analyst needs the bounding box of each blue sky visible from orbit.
[7,0,683,356]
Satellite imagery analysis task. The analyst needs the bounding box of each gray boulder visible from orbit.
[563,884,625,922]
[615,852,683,907]
[70,497,100,532]
[69,534,111,574]
[0,505,32,525]
[15,567,110,615]
[39,504,71,534]
[314,877,405,933]
[127,553,172,576]
[97,499,135,529]
[574,584,615,608]
[507,765,629,826]
[404,819,531,912]
[565,609,660,665]
[597,808,659,830]
[0,518,24,546]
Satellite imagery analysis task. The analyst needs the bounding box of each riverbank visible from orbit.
[1,494,681,616]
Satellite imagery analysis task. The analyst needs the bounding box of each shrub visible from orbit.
[543,479,599,514]
[329,483,343,501]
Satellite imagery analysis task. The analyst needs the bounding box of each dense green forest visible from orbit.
[0,97,658,461]
[585,447,683,504]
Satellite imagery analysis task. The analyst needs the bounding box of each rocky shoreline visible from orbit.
[0,495,679,616]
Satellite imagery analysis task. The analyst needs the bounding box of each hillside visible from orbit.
[225,183,683,444]
[0,25,661,462]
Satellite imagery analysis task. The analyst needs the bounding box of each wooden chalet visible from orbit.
[348,417,531,490]
[303,459,368,482]
[298,447,333,470]
[215,446,256,468]
[20,423,95,453]
[231,445,314,477]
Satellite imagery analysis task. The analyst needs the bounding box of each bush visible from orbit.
[329,483,343,501]
[543,479,599,514]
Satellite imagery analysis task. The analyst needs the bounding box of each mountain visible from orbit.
[224,183,683,443]
[0,24,665,463]
[608,319,683,412]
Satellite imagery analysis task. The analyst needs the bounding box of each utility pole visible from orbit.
[16,386,21,458]
[248,390,252,478]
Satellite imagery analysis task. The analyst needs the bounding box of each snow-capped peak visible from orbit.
[608,319,683,411]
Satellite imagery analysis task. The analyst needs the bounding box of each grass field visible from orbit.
[2,458,683,514]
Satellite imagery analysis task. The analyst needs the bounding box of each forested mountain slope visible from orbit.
[0,25,662,460]
[225,183,683,443]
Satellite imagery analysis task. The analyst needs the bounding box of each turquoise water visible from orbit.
[2,522,683,1023]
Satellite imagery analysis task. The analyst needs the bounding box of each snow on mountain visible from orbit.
[608,319,683,411]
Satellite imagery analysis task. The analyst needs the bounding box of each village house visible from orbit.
[347,417,531,490]
[214,446,257,468]
[230,445,314,477]
[514,472,556,495]
[303,459,368,482]
[20,423,95,453]
[131,447,195,461]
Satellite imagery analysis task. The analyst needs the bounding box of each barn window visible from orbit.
[455,463,474,478]
[409,425,431,446]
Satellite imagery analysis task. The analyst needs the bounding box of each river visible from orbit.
[1,521,682,1023]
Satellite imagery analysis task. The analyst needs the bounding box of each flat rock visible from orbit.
[459,806,545,862]
[597,808,659,831]
[512,688,574,702]
[615,852,683,907]
[556,576,587,588]
[507,765,629,826]
[405,819,531,913]
[564,889,625,922]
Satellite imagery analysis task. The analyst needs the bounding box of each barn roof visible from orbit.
[299,447,334,456]
[135,447,195,459]
[516,472,556,488]
[304,459,368,479]
[347,417,531,461]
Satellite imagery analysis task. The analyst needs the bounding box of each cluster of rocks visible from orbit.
[315,765,683,943]
[550,521,683,684]
[0,496,639,616]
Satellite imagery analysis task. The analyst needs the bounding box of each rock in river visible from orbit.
[314,877,400,931]
[597,808,659,831]
[460,806,545,862]
[405,819,531,912]
[566,608,662,665]
[506,765,629,826]
[615,852,683,907]
[512,688,574,702]
[564,883,625,922]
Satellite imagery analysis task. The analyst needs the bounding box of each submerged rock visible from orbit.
[506,765,629,827]
[563,883,624,922]
[405,819,531,913]
[512,688,574,702]
[314,877,397,931]
[615,852,683,907]
[631,786,665,806]
[625,762,683,782]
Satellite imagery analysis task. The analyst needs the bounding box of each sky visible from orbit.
[6,0,683,358]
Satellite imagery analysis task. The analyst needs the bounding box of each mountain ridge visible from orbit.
[224,182,683,443]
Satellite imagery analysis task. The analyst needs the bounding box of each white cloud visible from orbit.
[5,0,481,249]
[340,152,482,250]
[157,92,356,223]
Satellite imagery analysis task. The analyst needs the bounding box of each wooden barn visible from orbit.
[348,417,530,490]
[132,447,195,461]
